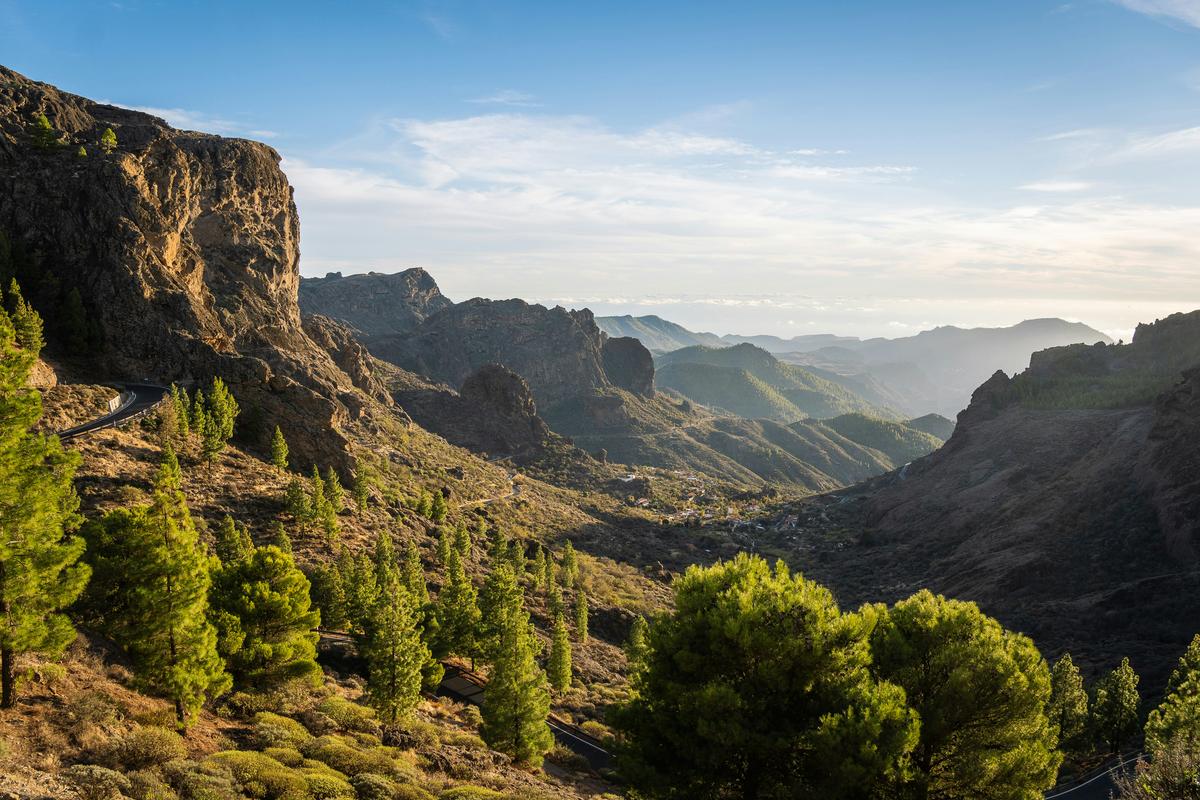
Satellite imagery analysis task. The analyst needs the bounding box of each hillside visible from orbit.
[299,269,452,337]
[904,413,955,440]
[595,314,726,352]
[654,342,888,421]
[755,312,1200,691]
[812,413,944,468]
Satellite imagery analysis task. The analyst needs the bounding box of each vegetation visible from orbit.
[1144,634,1200,752]
[1048,652,1089,751]
[270,425,289,470]
[1092,658,1141,754]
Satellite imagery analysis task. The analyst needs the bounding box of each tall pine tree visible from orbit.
[0,303,89,708]
[433,549,479,660]
[548,613,572,693]
[481,587,553,766]
[363,585,429,724]
[270,426,289,471]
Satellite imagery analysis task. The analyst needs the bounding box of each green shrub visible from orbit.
[263,747,304,767]
[301,736,412,780]
[438,730,486,750]
[438,788,509,800]
[394,786,436,800]
[317,696,379,733]
[350,731,382,748]
[253,712,313,748]
[299,767,354,800]
[205,750,309,800]
[71,691,126,725]
[127,769,180,800]
[62,765,132,800]
[161,759,241,800]
[116,726,188,770]
[348,773,395,800]
[384,717,439,749]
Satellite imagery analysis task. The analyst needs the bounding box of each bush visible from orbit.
[545,743,590,773]
[301,736,412,780]
[317,696,379,734]
[253,712,314,748]
[71,691,126,725]
[263,747,304,767]
[349,773,395,800]
[383,718,439,749]
[394,786,436,800]
[62,765,133,800]
[127,769,180,800]
[161,759,241,800]
[439,730,486,750]
[205,750,309,800]
[299,766,355,800]
[115,726,188,770]
[438,788,509,800]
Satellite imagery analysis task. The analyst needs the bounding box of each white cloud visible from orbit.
[1018,180,1094,192]
[1111,0,1200,28]
[110,103,276,140]
[1118,125,1200,158]
[467,90,540,107]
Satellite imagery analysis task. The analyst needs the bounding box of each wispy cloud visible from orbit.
[1111,0,1200,28]
[1018,180,1094,192]
[1118,125,1200,158]
[467,90,540,107]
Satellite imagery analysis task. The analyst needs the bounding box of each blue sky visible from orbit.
[3,0,1199,339]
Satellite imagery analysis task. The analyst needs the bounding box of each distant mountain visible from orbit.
[815,413,944,467]
[300,269,452,336]
[654,343,889,421]
[905,413,955,440]
[606,313,1112,418]
[596,314,726,352]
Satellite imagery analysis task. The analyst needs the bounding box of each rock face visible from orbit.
[391,364,556,460]
[0,66,384,467]
[299,270,451,336]
[601,336,655,396]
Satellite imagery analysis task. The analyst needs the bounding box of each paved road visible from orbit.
[1045,752,1140,799]
[57,383,168,440]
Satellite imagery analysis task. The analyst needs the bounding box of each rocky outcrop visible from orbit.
[602,336,654,396]
[1138,366,1200,561]
[392,364,557,459]
[0,65,384,468]
[299,269,451,336]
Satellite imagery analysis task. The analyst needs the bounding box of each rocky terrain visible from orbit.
[0,65,384,470]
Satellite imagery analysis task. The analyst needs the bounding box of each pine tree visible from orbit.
[170,385,190,439]
[541,546,554,592]
[401,540,429,607]
[76,145,86,157]
[271,521,292,555]
[481,589,553,766]
[324,467,344,514]
[310,467,339,543]
[0,306,89,708]
[309,564,348,631]
[477,564,522,662]
[270,426,289,471]
[561,540,579,589]
[205,378,238,445]
[210,540,321,689]
[341,551,379,634]
[530,545,546,593]
[199,411,223,462]
[433,550,479,660]
[574,590,589,643]
[548,573,564,618]
[99,127,117,153]
[1145,635,1200,752]
[373,531,398,595]
[436,527,452,568]
[1092,658,1140,753]
[1048,653,1089,750]
[363,584,429,724]
[213,515,252,565]
[352,467,371,512]
[453,523,472,562]
[626,615,650,667]
[189,389,206,434]
[548,613,572,693]
[31,113,55,148]
[429,490,448,522]
[509,540,526,584]
[124,448,230,728]
[6,281,43,355]
[284,477,311,531]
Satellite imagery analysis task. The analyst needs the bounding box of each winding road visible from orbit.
[57,383,168,440]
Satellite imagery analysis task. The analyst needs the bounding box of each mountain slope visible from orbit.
[655,343,888,421]
[816,413,944,467]
[299,268,452,336]
[596,314,727,352]
[905,413,955,440]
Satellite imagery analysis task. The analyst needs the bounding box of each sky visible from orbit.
[2,0,1199,340]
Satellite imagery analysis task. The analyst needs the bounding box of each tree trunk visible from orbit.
[1,646,14,708]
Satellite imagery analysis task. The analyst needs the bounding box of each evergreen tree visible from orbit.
[189,389,206,434]
[626,615,650,667]
[373,531,398,594]
[870,590,1060,799]
[213,515,252,565]
[0,306,88,708]
[170,385,190,439]
[574,590,589,643]
[436,526,451,568]
[269,426,289,471]
[309,467,339,543]
[76,145,86,158]
[542,546,554,592]
[548,613,572,693]
[363,585,429,724]
[433,550,479,660]
[401,540,429,607]
[561,540,579,589]
[6,280,43,354]
[1092,658,1140,753]
[205,378,238,445]
[210,541,321,689]
[122,448,230,728]
[309,564,348,631]
[340,551,379,634]
[481,588,553,766]
[198,411,223,462]
[453,523,472,561]
[99,127,118,153]
[477,563,521,662]
[31,112,55,148]
[284,477,311,530]
[324,467,344,514]
[352,467,371,512]
[614,554,918,800]
[530,545,546,593]
[1145,635,1200,751]
[547,574,564,618]
[271,521,292,555]
[429,490,448,522]
[509,540,527,584]
[1048,653,1090,750]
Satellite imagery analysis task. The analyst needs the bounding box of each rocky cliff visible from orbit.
[299,269,451,336]
[0,66,384,467]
